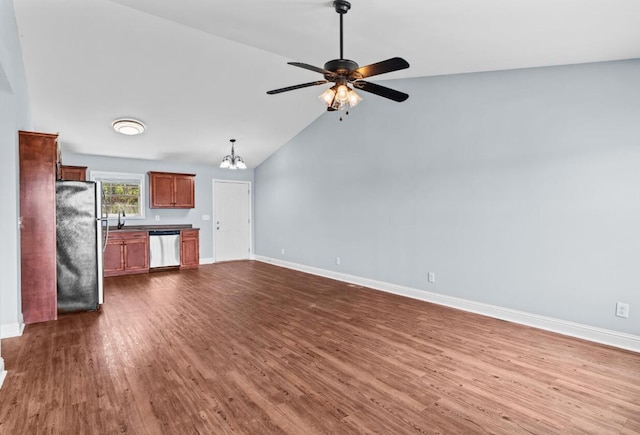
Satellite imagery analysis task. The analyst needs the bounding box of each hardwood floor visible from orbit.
[1,261,639,434]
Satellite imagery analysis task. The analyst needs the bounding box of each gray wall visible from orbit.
[62,152,254,261]
[1,0,32,337]
[255,59,640,336]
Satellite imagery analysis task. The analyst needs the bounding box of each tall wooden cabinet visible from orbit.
[19,131,59,324]
[148,171,195,208]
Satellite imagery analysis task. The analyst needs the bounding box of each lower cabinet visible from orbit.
[180,229,200,269]
[104,231,149,277]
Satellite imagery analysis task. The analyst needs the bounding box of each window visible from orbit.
[90,171,146,219]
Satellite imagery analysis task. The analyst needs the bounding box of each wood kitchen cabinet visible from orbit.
[19,131,59,324]
[148,171,195,208]
[60,165,87,181]
[180,229,200,269]
[104,231,149,277]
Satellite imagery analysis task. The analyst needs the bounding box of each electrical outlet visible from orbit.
[335,257,341,266]
[281,248,285,255]
[202,215,210,221]
[155,215,160,221]
[616,302,629,318]
[428,272,435,283]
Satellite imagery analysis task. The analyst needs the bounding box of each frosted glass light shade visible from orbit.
[112,119,145,135]
[319,84,362,111]
[319,87,336,106]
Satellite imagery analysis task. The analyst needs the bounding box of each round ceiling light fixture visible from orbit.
[112,118,146,135]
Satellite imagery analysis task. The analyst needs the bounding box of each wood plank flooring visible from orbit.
[1,260,639,434]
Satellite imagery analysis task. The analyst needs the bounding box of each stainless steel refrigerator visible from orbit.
[56,181,107,313]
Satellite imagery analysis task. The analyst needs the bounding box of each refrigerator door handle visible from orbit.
[99,183,109,252]
[95,181,105,305]
[95,216,104,305]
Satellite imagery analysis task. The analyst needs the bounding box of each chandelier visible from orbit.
[220,139,246,170]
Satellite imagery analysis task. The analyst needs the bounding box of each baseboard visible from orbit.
[254,256,640,353]
[0,366,6,390]
[200,257,215,265]
[1,318,25,339]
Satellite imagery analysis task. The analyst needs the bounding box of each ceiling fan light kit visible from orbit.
[220,139,246,170]
[319,84,363,110]
[267,0,409,117]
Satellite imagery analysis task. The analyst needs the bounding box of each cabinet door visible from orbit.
[60,165,87,181]
[124,238,149,271]
[19,131,59,324]
[104,241,124,276]
[150,173,175,208]
[174,174,195,208]
[180,230,200,269]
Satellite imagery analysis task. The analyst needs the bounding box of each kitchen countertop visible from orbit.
[108,224,198,232]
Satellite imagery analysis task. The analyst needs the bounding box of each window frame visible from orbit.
[90,171,146,219]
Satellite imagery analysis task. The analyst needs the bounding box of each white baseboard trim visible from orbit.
[1,319,25,339]
[0,356,5,389]
[0,367,6,390]
[255,256,640,353]
[200,257,215,265]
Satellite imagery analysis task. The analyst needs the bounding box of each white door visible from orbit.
[213,180,251,262]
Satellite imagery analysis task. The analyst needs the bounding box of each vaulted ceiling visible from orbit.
[13,0,640,167]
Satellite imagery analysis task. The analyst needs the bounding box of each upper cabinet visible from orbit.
[148,171,195,208]
[60,165,87,181]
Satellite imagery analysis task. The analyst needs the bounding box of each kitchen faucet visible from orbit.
[117,211,126,229]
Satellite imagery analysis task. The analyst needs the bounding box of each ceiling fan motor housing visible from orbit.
[323,59,359,81]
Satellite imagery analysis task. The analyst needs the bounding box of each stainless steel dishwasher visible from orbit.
[149,230,181,268]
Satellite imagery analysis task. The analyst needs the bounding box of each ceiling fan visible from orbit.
[266,0,410,114]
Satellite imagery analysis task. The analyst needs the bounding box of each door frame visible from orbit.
[212,179,253,263]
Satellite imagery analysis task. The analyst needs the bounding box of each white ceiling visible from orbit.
[13,0,640,167]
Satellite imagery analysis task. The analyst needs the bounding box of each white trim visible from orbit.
[212,179,253,263]
[89,170,146,219]
[255,256,640,353]
[0,364,6,390]
[200,257,215,265]
[1,316,25,339]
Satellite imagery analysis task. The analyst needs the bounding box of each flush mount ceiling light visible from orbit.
[220,139,246,170]
[112,118,145,135]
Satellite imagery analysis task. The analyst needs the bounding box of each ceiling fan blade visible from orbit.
[350,57,410,80]
[353,81,409,102]
[267,80,329,95]
[288,62,337,79]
